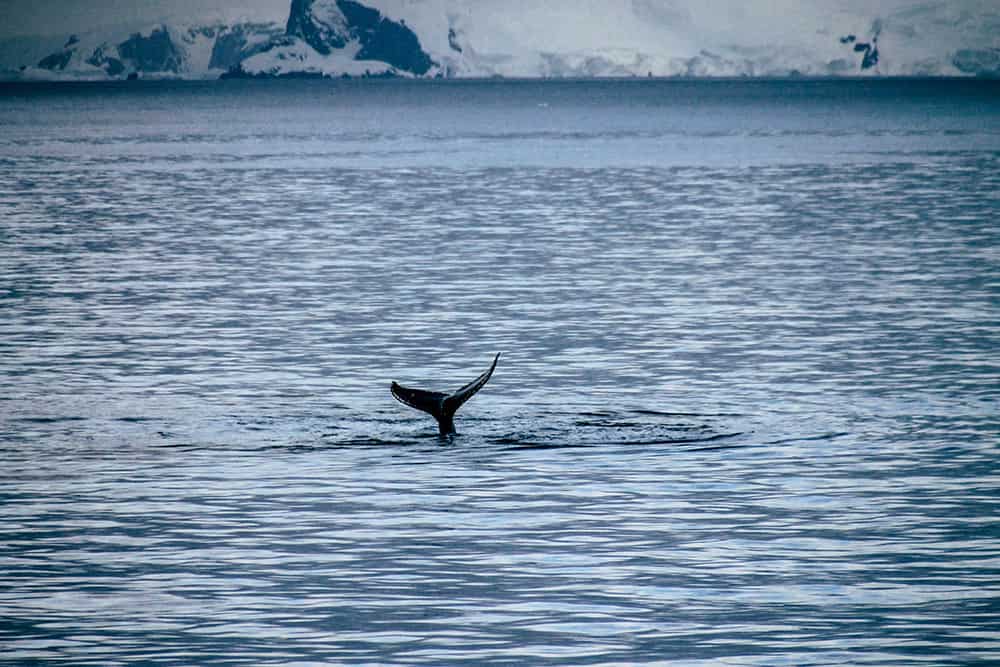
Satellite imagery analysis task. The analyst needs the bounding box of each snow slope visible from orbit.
[2,0,998,79]
[362,0,1000,77]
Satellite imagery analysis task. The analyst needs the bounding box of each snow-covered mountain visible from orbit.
[10,22,284,80]
[2,0,998,80]
[232,0,436,78]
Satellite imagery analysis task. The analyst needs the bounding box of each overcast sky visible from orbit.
[0,0,287,38]
[0,1,994,38]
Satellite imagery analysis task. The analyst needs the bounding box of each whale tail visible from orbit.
[391,353,500,436]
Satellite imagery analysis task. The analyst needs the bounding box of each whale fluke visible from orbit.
[391,353,500,436]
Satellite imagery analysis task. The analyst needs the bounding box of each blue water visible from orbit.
[1,79,998,665]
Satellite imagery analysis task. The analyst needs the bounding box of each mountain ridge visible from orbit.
[3,0,998,80]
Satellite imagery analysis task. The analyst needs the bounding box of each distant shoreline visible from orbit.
[1,74,998,86]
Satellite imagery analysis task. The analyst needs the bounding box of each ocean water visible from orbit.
[1,78,998,665]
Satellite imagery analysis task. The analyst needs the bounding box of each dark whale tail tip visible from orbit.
[391,353,500,436]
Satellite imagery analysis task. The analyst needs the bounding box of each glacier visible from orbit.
[2,0,998,80]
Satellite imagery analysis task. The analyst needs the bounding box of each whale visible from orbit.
[391,353,500,436]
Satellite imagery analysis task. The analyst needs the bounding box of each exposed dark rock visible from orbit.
[37,49,73,70]
[448,28,463,53]
[284,0,435,74]
[37,35,83,71]
[333,1,381,37]
[86,44,124,76]
[105,59,125,76]
[840,20,880,71]
[103,57,124,76]
[277,70,327,78]
[286,0,347,54]
[338,0,434,74]
[118,27,182,73]
[861,43,879,70]
[852,41,879,69]
[361,68,397,79]
[32,0,433,79]
[220,63,326,79]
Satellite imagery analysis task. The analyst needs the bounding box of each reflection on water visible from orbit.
[1,80,998,665]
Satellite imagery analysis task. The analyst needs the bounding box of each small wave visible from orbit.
[763,431,850,445]
[10,415,88,424]
[496,430,748,451]
[631,408,744,417]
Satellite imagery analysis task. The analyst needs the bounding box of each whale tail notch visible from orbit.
[391,353,500,436]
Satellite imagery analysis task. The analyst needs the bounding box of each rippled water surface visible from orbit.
[1,79,999,665]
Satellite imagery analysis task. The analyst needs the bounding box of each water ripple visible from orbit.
[1,80,998,666]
